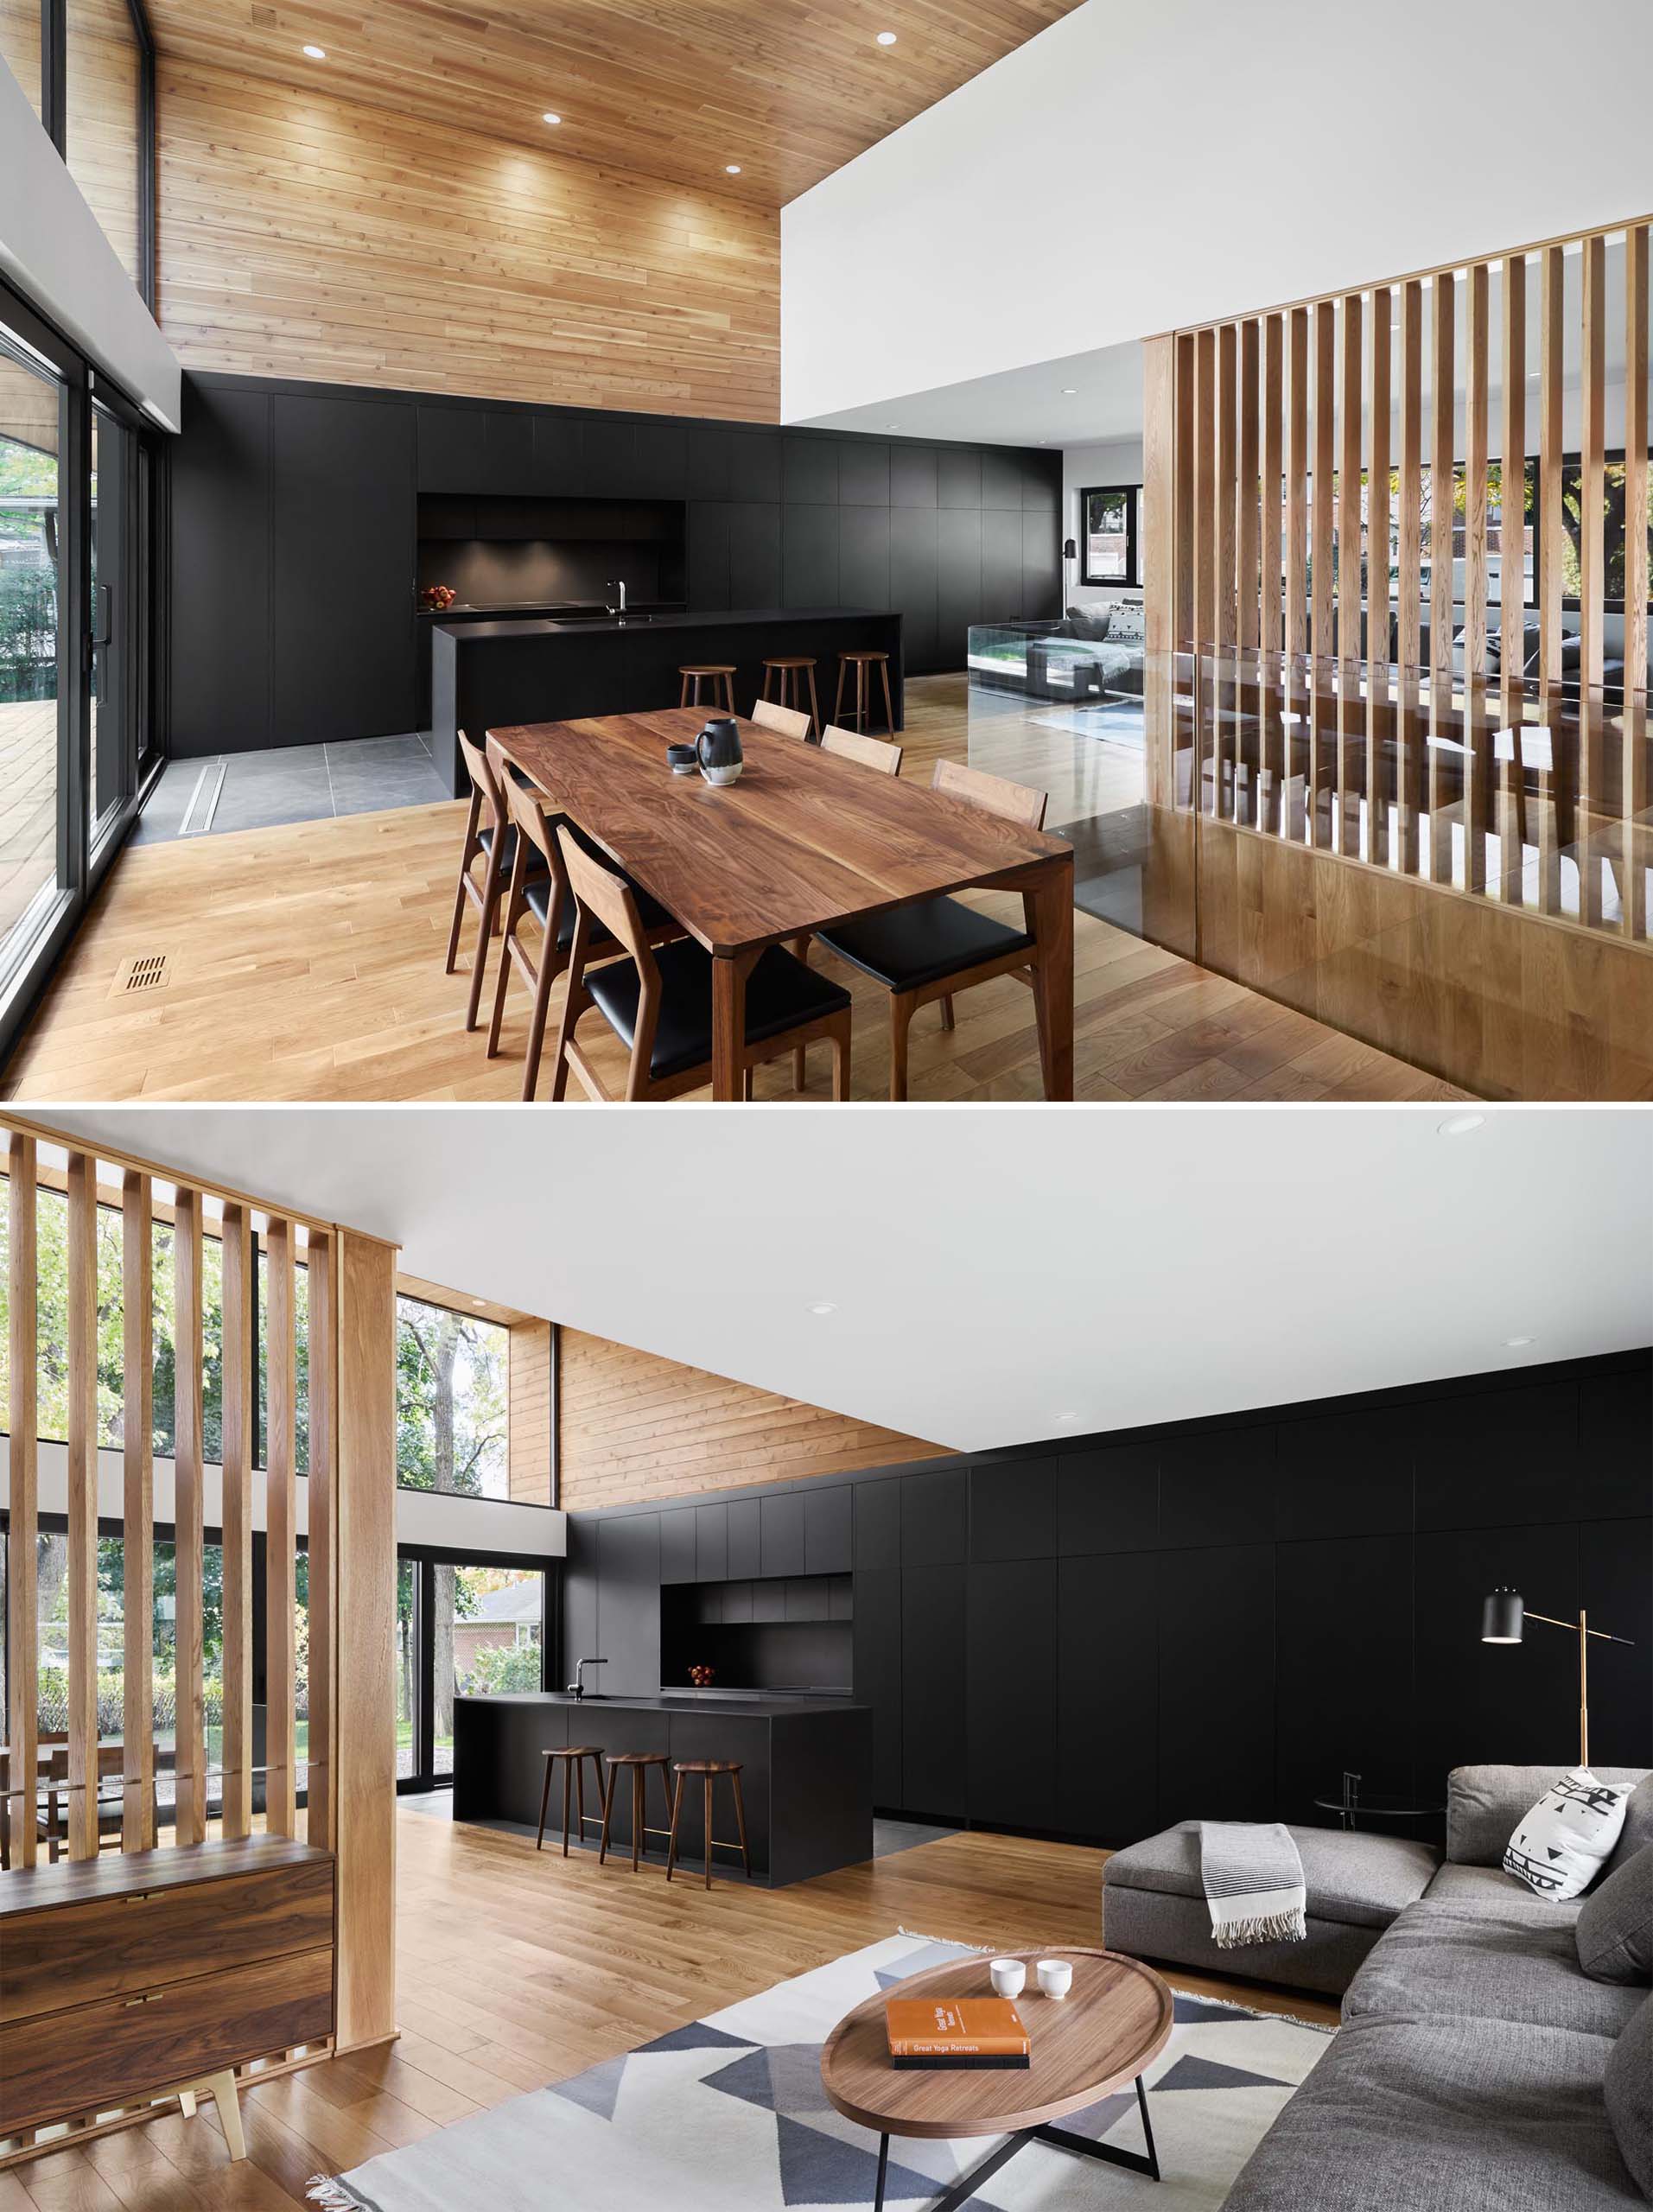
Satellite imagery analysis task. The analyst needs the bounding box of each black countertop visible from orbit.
[435,606,894,645]
[456,1690,866,1719]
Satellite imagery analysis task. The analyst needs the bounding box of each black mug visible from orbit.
[666,742,697,776]
[696,717,744,786]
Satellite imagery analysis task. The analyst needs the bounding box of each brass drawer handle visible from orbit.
[122,1992,166,2008]
[121,1892,156,1905]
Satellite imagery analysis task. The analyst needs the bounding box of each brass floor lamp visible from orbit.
[1481,1587,1637,1767]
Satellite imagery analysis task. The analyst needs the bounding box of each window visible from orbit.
[1080,485,1141,588]
[0,336,67,983]
[396,1292,509,1502]
[395,1549,548,1789]
[66,2,148,295]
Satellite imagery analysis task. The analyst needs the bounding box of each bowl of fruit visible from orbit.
[688,1663,715,1689]
[419,583,456,613]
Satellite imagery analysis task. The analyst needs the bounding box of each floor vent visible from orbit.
[122,952,169,994]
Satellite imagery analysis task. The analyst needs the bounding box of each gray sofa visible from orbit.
[1103,1765,1653,2209]
[1024,601,1145,702]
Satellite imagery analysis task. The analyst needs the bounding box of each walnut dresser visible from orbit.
[0,1835,335,2161]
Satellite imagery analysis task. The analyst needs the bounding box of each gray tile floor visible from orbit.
[134,732,449,844]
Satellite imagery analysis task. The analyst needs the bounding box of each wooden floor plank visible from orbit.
[1,680,1459,1105]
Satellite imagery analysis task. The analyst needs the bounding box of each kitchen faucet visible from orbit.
[607,578,627,618]
[567,1656,607,1699]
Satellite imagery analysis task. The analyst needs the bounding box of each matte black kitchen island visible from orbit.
[429,606,904,794]
[451,1691,873,1886]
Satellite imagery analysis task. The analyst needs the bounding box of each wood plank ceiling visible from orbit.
[143,0,1087,206]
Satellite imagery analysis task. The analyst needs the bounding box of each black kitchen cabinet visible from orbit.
[804,1485,852,1576]
[783,505,839,607]
[688,501,732,611]
[1275,1408,1414,1540]
[970,1459,1055,1561]
[728,1498,761,1580]
[1157,1543,1276,1825]
[968,1559,1057,1830]
[889,506,938,671]
[938,447,982,510]
[660,1507,698,1585]
[417,403,487,493]
[170,384,272,754]
[1058,1552,1159,1841]
[634,422,687,498]
[839,440,889,506]
[1275,1533,1415,1821]
[901,1465,968,1566]
[582,417,635,495]
[1159,1426,1275,1549]
[1414,1379,1580,1532]
[562,1516,599,1681]
[1058,1443,1159,1554]
[981,450,1024,510]
[596,1512,660,1696]
[855,1477,901,1572]
[270,393,416,744]
[485,410,535,491]
[696,1502,728,1583]
[853,1567,902,1806]
[784,435,839,505]
[982,507,1024,622]
[728,503,782,608]
[937,509,983,647]
[902,1563,968,1820]
[838,505,892,610]
[890,445,938,510]
[760,1490,807,1579]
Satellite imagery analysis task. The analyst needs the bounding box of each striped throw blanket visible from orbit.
[1199,1821,1307,1949]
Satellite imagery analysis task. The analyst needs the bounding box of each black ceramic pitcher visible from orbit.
[696,716,744,786]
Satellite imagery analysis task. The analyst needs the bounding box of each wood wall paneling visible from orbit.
[156,62,781,419]
[307,1231,338,1853]
[265,1219,297,1840]
[219,1202,253,1841]
[173,1189,207,1848]
[120,1172,155,1853]
[334,1231,398,2052]
[6,1135,38,1866]
[507,1319,554,1506]
[556,1327,946,1512]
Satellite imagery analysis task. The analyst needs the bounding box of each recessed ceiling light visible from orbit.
[1438,1112,1485,1137]
[1061,387,1078,395]
[543,111,563,124]
[886,423,900,430]
[876,30,899,44]
[302,43,326,58]
[726,163,742,175]
[1054,1410,1083,1424]
[809,1300,838,1317]
[1504,1335,1537,1348]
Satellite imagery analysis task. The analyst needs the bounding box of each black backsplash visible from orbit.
[563,1351,1653,1847]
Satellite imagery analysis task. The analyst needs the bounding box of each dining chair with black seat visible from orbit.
[750,697,813,741]
[804,758,1053,1101]
[486,768,684,1101]
[550,830,853,1103]
[445,728,547,1031]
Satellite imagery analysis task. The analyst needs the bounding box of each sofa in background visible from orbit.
[1102,1765,1653,2210]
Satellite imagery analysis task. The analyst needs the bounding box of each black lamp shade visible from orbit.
[1482,1587,1525,1643]
[1063,538,1078,560]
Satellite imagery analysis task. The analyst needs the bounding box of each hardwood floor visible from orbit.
[1,678,1466,1103]
[3,1805,1338,2210]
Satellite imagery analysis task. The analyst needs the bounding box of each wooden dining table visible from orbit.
[489,707,1076,1101]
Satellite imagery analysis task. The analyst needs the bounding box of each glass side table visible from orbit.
[1313,1771,1444,1832]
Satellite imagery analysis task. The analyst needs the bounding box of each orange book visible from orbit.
[886,1997,1030,2069]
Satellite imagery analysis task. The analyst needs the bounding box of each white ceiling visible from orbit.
[38,1108,1653,1458]
[800,337,1144,451]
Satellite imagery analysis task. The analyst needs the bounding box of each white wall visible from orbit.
[0,1434,566,1560]
[781,0,1653,424]
[1062,438,1144,610]
[0,57,181,427]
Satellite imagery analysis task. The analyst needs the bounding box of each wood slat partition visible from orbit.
[1580,234,1609,930]
[1627,226,1650,943]
[219,1201,253,1840]
[1429,271,1457,885]
[1538,245,1566,690]
[120,1171,154,1853]
[65,1153,98,1862]
[1367,287,1392,866]
[307,1231,338,1853]
[6,1134,38,1869]
[265,1218,297,1841]
[172,1188,206,1848]
[1499,252,1527,905]
[1310,301,1336,849]
[1337,291,1363,855]
[1261,315,1284,830]
[1398,280,1425,875]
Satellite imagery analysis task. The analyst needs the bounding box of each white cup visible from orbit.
[989,1957,1026,2000]
[1037,1958,1073,2001]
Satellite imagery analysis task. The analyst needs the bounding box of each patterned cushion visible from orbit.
[1504,1772,1637,1902]
[1106,599,1147,644]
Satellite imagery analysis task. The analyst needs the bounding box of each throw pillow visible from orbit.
[1504,1770,1636,1901]
[1605,1774,1653,1880]
[1604,1988,1653,2199]
[1576,1844,1653,1983]
[1065,606,1113,642]
[1108,601,1147,645]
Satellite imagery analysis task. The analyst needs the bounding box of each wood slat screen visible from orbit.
[264,1217,297,1840]
[120,1171,154,1852]
[220,1201,254,1840]
[1161,214,1651,949]
[5,1135,39,1868]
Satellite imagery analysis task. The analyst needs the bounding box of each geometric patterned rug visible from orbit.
[309,1932,1332,2211]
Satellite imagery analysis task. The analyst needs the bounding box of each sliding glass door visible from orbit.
[0,281,157,1059]
[396,1549,552,1794]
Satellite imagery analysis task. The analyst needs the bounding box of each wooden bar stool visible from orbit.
[598,1751,675,1872]
[665,1759,752,1891]
[833,649,896,738]
[760,655,821,737]
[679,664,736,713]
[536,1745,605,1857]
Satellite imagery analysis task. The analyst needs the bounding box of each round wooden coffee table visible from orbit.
[821,1946,1173,2210]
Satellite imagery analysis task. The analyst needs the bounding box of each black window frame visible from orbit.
[40,0,157,314]
[394,1542,558,1794]
[1079,483,1142,590]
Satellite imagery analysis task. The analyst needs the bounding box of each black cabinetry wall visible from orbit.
[167,373,1064,758]
[561,1352,1653,1851]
